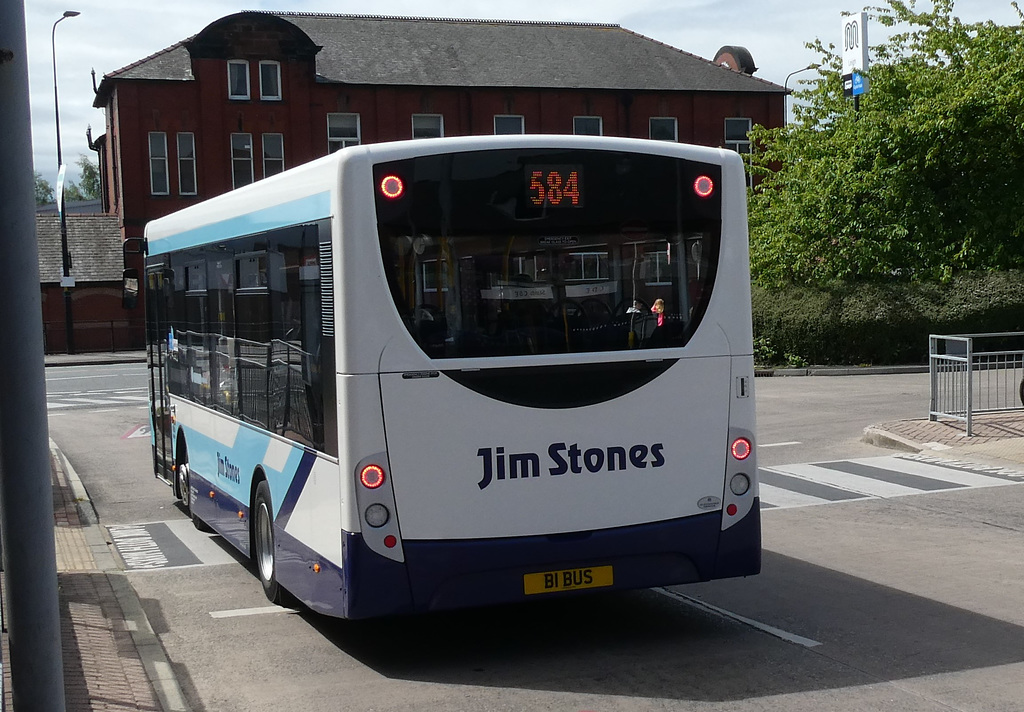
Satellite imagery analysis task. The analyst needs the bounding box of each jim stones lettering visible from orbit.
[477,442,665,490]
[218,453,241,483]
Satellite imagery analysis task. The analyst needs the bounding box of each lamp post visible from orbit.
[52,9,80,354]
[784,63,818,125]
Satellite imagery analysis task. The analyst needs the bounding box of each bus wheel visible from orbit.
[176,462,191,516]
[180,456,214,533]
[254,481,286,605]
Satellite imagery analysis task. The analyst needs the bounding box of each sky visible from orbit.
[22,0,1023,188]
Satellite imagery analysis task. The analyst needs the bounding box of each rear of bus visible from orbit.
[336,136,758,617]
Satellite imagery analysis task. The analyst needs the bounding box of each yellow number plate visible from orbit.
[523,565,614,595]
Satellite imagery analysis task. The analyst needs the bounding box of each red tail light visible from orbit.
[694,175,715,198]
[731,437,752,461]
[380,175,405,200]
[360,464,386,489]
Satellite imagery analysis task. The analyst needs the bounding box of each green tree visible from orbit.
[64,155,101,202]
[748,0,1024,287]
[75,154,100,199]
[34,172,54,205]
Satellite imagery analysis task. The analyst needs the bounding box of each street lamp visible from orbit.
[52,9,80,354]
[784,63,819,125]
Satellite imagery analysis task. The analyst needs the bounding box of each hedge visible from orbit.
[751,271,1024,366]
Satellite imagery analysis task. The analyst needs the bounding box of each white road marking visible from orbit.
[758,483,834,509]
[776,463,920,498]
[209,606,298,619]
[657,588,822,648]
[760,441,802,448]
[875,455,1019,488]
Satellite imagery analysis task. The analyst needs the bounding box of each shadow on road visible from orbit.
[300,550,1024,702]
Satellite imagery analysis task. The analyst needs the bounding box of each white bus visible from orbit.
[144,135,759,618]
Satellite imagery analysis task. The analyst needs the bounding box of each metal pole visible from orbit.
[966,337,974,437]
[928,335,936,420]
[0,2,68,709]
[783,64,817,125]
[53,10,80,355]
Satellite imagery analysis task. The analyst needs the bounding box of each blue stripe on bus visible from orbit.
[275,450,318,529]
[148,191,332,255]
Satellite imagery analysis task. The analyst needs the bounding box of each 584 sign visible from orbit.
[527,165,584,208]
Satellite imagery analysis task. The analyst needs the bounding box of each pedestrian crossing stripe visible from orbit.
[759,454,1024,510]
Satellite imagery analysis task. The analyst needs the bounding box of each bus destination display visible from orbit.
[527,165,583,208]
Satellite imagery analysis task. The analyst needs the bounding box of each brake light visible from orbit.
[694,175,715,198]
[360,464,386,489]
[380,175,405,200]
[731,437,752,461]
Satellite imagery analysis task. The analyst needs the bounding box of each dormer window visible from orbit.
[259,61,281,101]
[228,60,250,100]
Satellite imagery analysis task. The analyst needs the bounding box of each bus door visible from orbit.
[146,265,174,484]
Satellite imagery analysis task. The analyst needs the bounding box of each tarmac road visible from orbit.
[46,366,1024,711]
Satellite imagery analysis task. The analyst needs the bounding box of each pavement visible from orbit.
[4,352,1024,710]
[2,351,186,711]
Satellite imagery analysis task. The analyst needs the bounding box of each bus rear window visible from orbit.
[375,148,721,358]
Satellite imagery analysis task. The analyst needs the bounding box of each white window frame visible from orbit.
[649,117,678,142]
[724,117,752,153]
[642,244,672,286]
[327,113,361,152]
[176,132,197,195]
[725,117,753,186]
[148,132,169,196]
[573,116,603,136]
[227,60,250,100]
[412,114,444,139]
[262,133,284,178]
[231,133,254,189]
[259,61,282,101]
[493,115,525,135]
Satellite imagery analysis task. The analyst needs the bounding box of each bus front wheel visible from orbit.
[253,481,286,605]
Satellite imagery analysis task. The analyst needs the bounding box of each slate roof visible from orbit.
[36,215,123,283]
[98,13,784,96]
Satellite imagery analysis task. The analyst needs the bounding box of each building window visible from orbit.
[227,60,250,100]
[494,115,525,135]
[573,116,602,136]
[262,133,284,178]
[725,117,753,186]
[649,117,678,142]
[725,118,752,154]
[177,133,197,195]
[259,61,281,101]
[327,113,360,152]
[412,114,444,139]
[231,133,254,189]
[148,132,169,195]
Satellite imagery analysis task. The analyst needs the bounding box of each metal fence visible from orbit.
[929,332,1024,436]
[166,332,317,446]
[43,319,146,354]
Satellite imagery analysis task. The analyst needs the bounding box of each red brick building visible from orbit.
[92,11,786,242]
[36,214,143,352]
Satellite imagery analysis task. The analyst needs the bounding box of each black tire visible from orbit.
[253,480,287,605]
[175,461,191,516]
[179,455,215,533]
[1019,377,1024,407]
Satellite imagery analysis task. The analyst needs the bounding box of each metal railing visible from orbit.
[43,318,145,353]
[166,331,319,447]
[929,332,1024,436]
